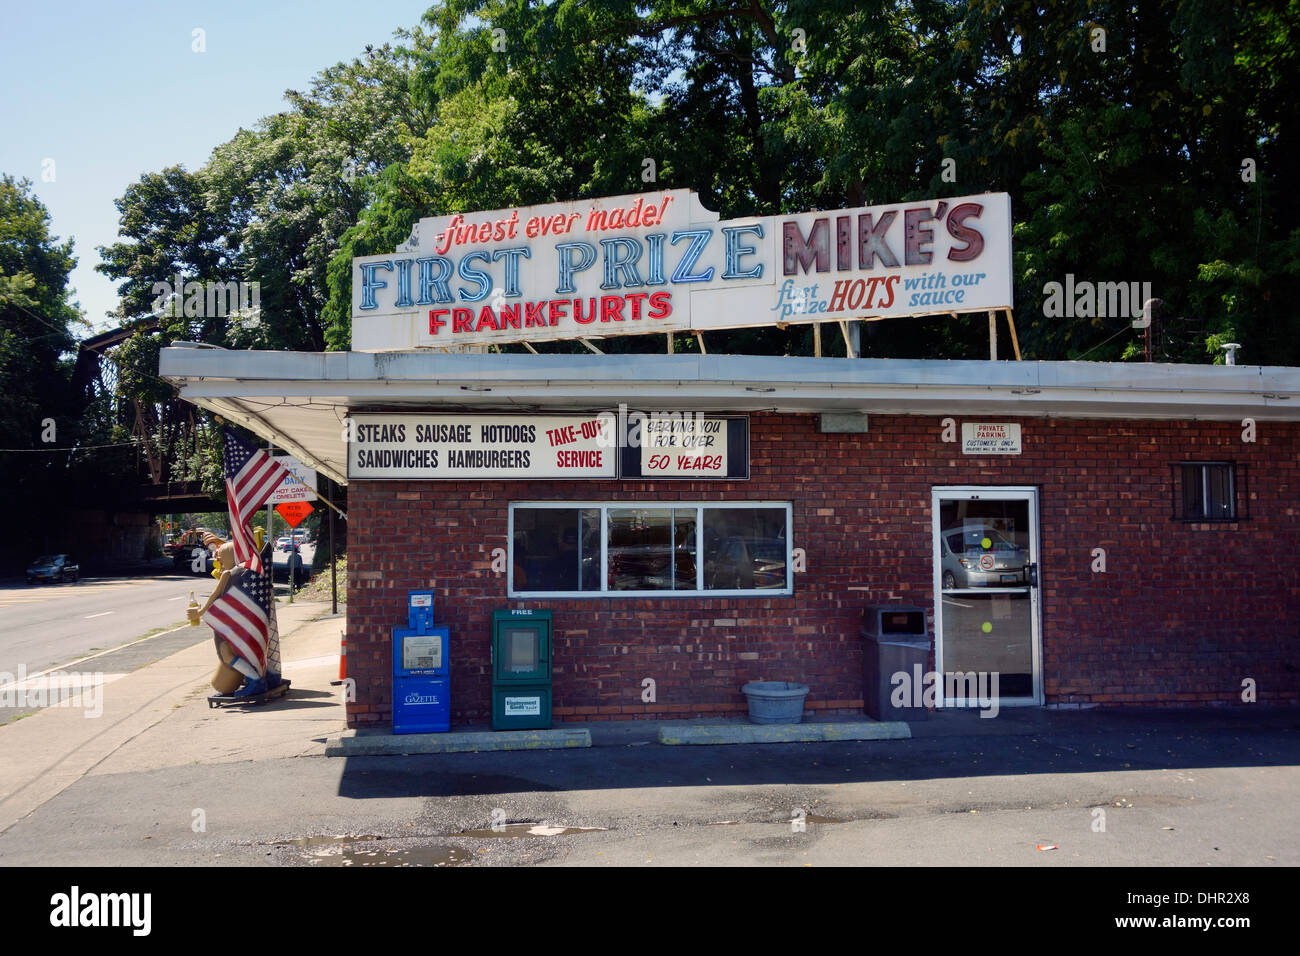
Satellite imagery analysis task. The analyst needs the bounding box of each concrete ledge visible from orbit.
[658,721,911,745]
[324,728,591,756]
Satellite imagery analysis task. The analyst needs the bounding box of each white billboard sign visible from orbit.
[351,189,1013,350]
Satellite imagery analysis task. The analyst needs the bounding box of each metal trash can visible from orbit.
[861,605,931,721]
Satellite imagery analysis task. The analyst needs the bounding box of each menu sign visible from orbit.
[348,414,616,479]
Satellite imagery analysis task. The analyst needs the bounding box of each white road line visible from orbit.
[166,596,184,601]
[84,611,114,619]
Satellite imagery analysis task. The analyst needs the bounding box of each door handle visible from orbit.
[1027,562,1038,587]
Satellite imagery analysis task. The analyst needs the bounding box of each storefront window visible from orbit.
[608,508,697,590]
[509,502,791,596]
[512,507,601,591]
[703,507,788,590]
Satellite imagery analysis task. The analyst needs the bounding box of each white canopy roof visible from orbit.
[159,346,1300,486]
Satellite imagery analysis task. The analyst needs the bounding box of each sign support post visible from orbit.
[1003,308,1022,361]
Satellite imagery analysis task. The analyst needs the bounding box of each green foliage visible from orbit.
[299,553,346,602]
[0,176,118,570]
[978,0,1299,363]
[0,175,81,448]
[170,423,226,500]
[92,0,1299,366]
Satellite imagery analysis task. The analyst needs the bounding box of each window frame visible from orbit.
[1171,461,1248,522]
[508,501,794,598]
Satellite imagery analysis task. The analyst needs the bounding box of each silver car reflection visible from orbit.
[940,526,1028,589]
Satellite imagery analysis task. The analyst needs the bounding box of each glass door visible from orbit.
[932,487,1042,706]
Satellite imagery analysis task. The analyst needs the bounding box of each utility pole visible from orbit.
[266,439,289,602]
[328,480,337,615]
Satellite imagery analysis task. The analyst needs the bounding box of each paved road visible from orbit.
[0,712,1294,872]
[0,562,325,723]
[0,574,210,680]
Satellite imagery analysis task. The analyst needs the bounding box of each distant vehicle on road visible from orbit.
[169,529,217,575]
[26,554,79,585]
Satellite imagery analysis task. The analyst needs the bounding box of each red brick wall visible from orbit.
[345,413,1299,727]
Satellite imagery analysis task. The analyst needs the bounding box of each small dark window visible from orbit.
[1175,462,1240,521]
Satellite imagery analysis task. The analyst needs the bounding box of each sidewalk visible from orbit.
[4,601,1296,839]
[0,600,348,834]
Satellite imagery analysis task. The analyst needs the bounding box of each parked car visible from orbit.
[940,526,1028,589]
[26,554,79,584]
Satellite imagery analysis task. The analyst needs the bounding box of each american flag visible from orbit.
[204,565,276,677]
[223,429,289,573]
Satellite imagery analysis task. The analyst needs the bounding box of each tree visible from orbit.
[205,43,434,352]
[0,175,104,569]
[0,175,82,446]
[324,1,658,348]
[97,44,434,493]
[98,0,1297,365]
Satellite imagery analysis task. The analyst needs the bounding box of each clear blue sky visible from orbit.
[0,0,432,334]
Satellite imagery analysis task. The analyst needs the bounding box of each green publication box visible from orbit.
[491,609,553,730]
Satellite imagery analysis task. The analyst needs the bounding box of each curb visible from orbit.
[657,721,912,745]
[325,728,592,756]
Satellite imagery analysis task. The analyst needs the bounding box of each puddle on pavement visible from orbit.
[306,844,467,867]
[459,823,606,839]
[268,834,468,866]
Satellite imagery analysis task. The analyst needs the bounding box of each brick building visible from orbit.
[160,350,1300,727]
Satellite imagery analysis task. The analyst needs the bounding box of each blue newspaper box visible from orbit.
[392,591,450,733]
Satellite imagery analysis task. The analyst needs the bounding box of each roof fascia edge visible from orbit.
[174,379,1296,414]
